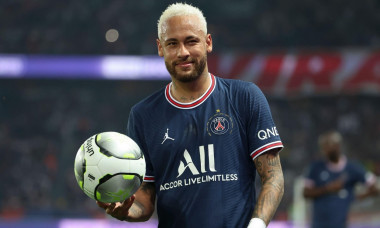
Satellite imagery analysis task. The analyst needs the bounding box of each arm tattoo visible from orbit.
[253,150,284,225]
[140,182,156,202]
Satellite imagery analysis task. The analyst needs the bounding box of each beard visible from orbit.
[326,150,340,163]
[165,54,207,83]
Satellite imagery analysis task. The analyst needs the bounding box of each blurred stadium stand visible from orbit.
[0,0,379,54]
[1,0,380,227]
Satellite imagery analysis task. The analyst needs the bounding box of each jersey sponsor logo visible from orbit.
[207,109,233,136]
[257,127,279,140]
[160,174,239,191]
[177,144,216,178]
[159,144,239,191]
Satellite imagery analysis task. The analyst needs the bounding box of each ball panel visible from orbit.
[95,174,141,203]
[74,145,86,190]
[82,165,103,200]
[83,135,103,166]
[98,156,146,179]
[96,132,142,160]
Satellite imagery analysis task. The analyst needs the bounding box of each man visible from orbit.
[303,131,378,228]
[98,3,284,227]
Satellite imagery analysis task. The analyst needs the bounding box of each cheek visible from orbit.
[161,51,173,62]
[164,48,178,57]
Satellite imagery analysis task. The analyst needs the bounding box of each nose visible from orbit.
[177,43,190,58]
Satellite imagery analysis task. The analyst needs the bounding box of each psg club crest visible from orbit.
[207,109,233,136]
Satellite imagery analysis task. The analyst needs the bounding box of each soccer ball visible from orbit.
[74,132,145,203]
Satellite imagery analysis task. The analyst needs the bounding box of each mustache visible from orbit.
[173,59,195,66]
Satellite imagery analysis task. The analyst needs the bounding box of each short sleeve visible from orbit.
[247,84,283,160]
[303,163,318,188]
[348,162,369,185]
[127,107,155,182]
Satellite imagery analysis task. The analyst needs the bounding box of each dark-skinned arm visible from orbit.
[303,178,344,199]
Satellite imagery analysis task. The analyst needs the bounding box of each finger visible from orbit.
[105,203,116,214]
[97,201,110,210]
[121,195,135,209]
[111,202,128,221]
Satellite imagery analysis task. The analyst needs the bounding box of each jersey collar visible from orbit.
[326,155,347,172]
[165,73,216,109]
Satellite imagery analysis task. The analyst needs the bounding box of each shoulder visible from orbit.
[131,87,166,115]
[304,160,325,178]
[215,76,265,100]
[308,160,326,171]
[346,159,366,172]
[217,76,260,91]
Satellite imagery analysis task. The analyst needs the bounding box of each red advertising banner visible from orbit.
[208,50,380,94]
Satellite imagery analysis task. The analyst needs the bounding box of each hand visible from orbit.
[324,179,344,193]
[97,195,136,221]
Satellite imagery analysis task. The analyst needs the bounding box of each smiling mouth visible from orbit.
[176,61,194,67]
[179,62,192,66]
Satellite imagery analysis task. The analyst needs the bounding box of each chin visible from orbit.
[172,70,201,82]
[175,74,200,83]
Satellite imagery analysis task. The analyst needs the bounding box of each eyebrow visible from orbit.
[164,38,177,43]
[164,36,200,43]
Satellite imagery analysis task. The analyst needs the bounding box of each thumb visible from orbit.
[97,201,110,209]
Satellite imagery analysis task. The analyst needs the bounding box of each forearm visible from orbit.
[303,186,329,199]
[357,185,379,200]
[125,200,153,222]
[303,178,345,199]
[126,182,156,222]
[253,176,284,224]
[253,151,284,225]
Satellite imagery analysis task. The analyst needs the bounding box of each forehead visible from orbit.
[161,15,204,41]
[321,139,340,149]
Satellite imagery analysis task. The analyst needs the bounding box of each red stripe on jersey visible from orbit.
[250,142,283,159]
[144,176,155,181]
[165,74,216,109]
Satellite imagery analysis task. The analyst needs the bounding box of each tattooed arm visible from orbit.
[252,149,284,226]
[97,182,156,222]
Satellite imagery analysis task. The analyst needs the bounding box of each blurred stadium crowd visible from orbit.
[1,80,379,219]
[0,79,166,219]
[0,0,379,55]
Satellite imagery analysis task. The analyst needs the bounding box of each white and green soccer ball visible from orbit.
[74,132,145,203]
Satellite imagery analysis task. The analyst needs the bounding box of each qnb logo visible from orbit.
[177,144,216,178]
[257,127,279,140]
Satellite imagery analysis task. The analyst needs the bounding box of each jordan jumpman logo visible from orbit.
[161,128,175,144]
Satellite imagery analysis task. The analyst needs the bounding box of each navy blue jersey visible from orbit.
[305,157,367,228]
[127,74,283,228]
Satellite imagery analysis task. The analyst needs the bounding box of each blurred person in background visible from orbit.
[303,130,378,228]
[97,2,284,228]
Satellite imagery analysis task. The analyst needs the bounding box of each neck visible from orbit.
[327,155,347,172]
[170,71,211,103]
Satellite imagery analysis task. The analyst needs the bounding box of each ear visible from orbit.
[157,39,164,57]
[206,34,213,53]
